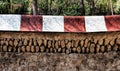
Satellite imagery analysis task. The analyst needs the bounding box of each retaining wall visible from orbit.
[0,15,120,71]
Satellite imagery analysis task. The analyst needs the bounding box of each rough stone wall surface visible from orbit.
[0,52,120,71]
[0,32,120,71]
[0,32,120,53]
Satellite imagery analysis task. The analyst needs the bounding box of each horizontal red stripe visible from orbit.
[64,16,85,32]
[105,15,120,31]
[20,15,42,31]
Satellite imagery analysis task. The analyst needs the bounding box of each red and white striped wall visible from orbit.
[0,15,120,32]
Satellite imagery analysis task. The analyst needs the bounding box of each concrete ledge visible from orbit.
[0,15,120,32]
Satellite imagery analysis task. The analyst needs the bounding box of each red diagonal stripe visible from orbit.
[105,15,120,31]
[64,16,85,32]
[20,15,42,31]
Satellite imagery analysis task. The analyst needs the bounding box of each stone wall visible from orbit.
[1,32,120,53]
[0,52,120,71]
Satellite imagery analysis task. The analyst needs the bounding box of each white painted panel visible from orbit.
[42,16,64,32]
[0,15,21,31]
[85,16,107,32]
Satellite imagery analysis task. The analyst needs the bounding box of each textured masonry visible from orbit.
[0,32,120,53]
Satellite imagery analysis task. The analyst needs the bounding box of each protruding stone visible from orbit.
[94,39,98,44]
[66,49,70,54]
[29,38,32,46]
[33,38,37,46]
[55,41,59,49]
[113,45,118,51]
[82,47,85,53]
[8,46,12,52]
[77,46,81,53]
[40,46,45,52]
[3,45,7,52]
[62,48,65,53]
[104,39,110,46]
[48,40,52,48]
[18,47,21,53]
[90,44,95,53]
[44,39,47,47]
[80,40,84,47]
[74,40,79,47]
[71,40,75,47]
[37,39,42,46]
[61,40,65,48]
[14,39,18,47]
[1,39,4,45]
[65,39,68,44]
[96,45,100,53]
[72,47,77,52]
[23,39,28,46]
[13,46,17,52]
[9,40,13,46]
[53,48,57,53]
[109,39,115,46]
[107,45,111,52]
[26,46,30,52]
[86,46,89,53]
[52,40,55,48]
[18,40,22,47]
[31,46,35,52]
[98,39,103,45]
[58,40,61,46]
[50,48,53,52]
[35,46,39,52]
[46,48,49,53]
[101,46,105,52]
[58,48,62,53]
[116,38,120,45]
[5,39,9,46]
[84,39,89,47]
[66,42,71,49]
[21,46,25,52]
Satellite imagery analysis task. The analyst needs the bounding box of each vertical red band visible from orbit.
[105,15,120,31]
[20,15,42,31]
[64,16,85,32]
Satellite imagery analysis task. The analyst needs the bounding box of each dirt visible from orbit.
[0,52,119,71]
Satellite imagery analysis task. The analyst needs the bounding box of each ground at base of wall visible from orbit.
[0,52,120,71]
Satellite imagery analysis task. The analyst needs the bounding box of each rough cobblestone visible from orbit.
[1,32,120,53]
[0,52,119,71]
